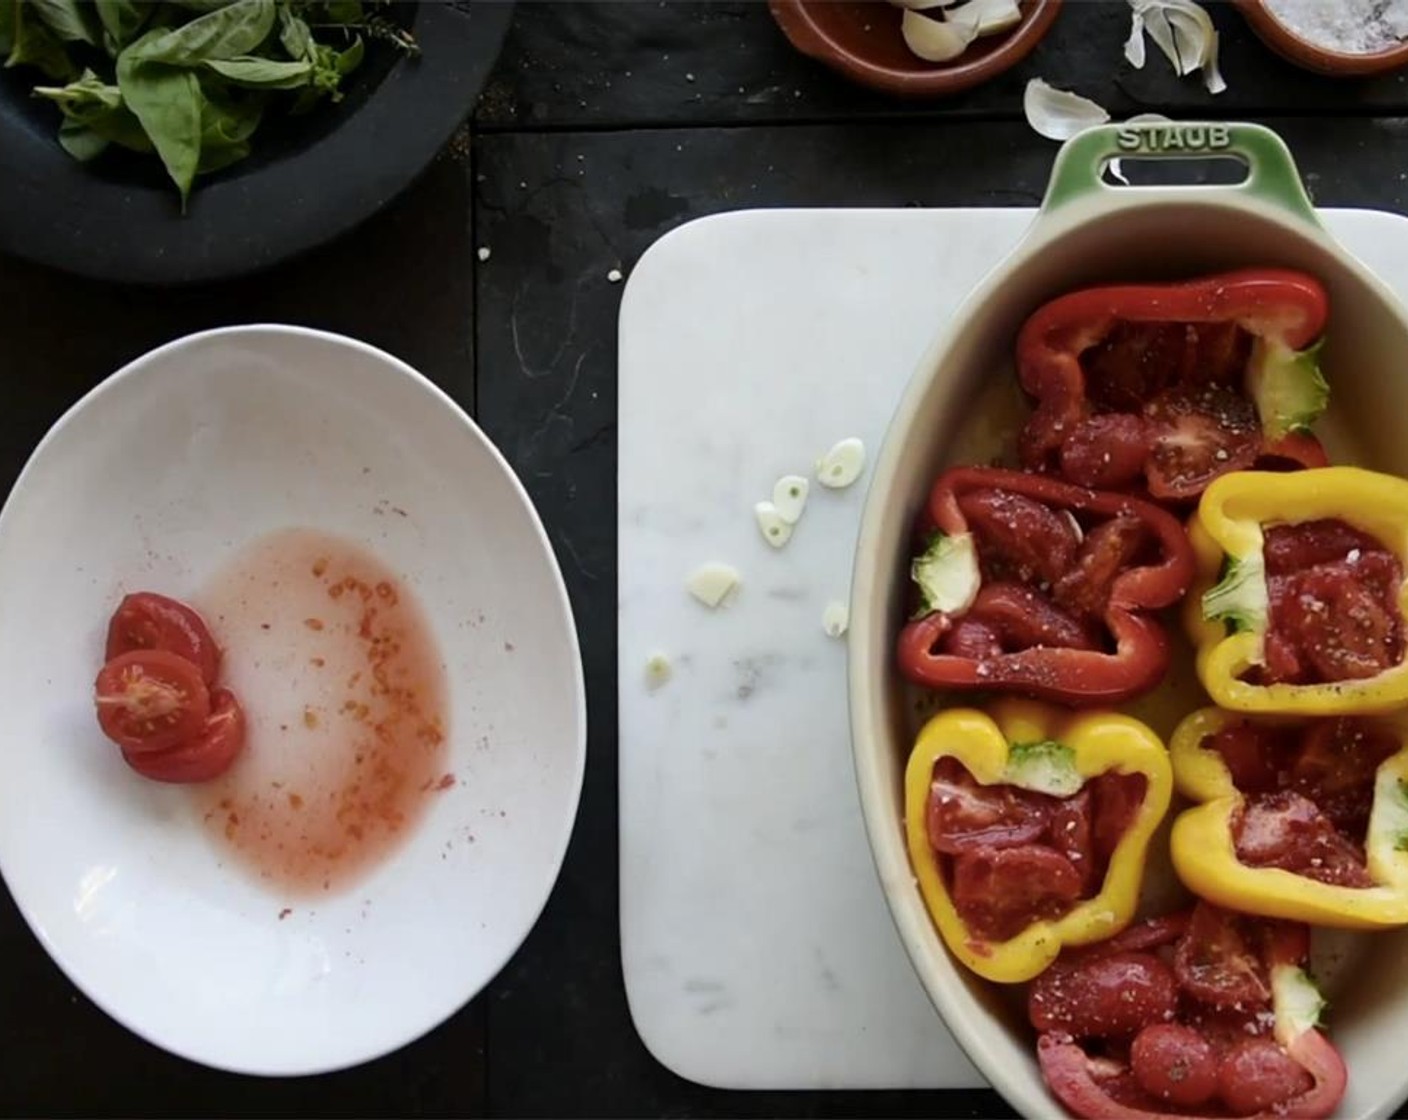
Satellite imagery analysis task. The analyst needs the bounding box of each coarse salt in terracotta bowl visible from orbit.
[1237,0,1408,76]
[768,0,1062,98]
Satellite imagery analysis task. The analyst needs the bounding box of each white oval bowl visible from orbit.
[0,325,586,1075]
[850,152,1408,1115]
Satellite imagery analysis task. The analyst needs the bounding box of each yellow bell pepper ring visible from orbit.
[1170,706,1408,929]
[903,698,1173,984]
[1185,466,1408,714]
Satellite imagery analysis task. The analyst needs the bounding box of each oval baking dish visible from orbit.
[849,121,1408,1119]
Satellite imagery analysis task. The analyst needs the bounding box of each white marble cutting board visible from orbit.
[617,206,1408,1091]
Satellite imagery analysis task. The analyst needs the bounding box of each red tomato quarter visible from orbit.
[1143,385,1261,501]
[123,688,246,784]
[1173,903,1271,1011]
[95,650,210,754]
[926,758,1053,853]
[951,845,1083,943]
[106,592,221,686]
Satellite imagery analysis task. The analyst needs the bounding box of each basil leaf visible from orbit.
[95,0,149,52]
[335,34,362,76]
[126,0,276,66]
[32,68,121,120]
[117,33,203,206]
[7,3,78,80]
[277,5,311,59]
[28,0,98,45]
[58,119,108,160]
[197,89,261,171]
[205,54,311,88]
[41,72,151,156]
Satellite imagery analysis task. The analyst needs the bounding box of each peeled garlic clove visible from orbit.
[816,437,867,489]
[946,0,1021,36]
[772,475,809,524]
[822,600,850,639]
[686,562,741,608]
[901,8,979,62]
[755,501,795,548]
[1023,78,1110,142]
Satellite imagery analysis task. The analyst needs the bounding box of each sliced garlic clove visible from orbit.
[816,437,867,489]
[901,8,979,62]
[644,652,673,690]
[1023,79,1110,142]
[822,600,850,639]
[755,501,795,548]
[686,562,741,608]
[888,0,951,9]
[772,475,810,524]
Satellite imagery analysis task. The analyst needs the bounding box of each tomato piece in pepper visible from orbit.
[1188,467,1408,715]
[1016,269,1330,503]
[1170,708,1408,928]
[905,702,1172,984]
[1261,520,1405,686]
[898,467,1193,707]
[1032,903,1347,1120]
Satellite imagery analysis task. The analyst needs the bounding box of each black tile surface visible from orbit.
[6,0,1408,1116]
[475,0,1408,131]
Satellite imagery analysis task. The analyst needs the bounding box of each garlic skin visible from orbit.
[1023,79,1110,141]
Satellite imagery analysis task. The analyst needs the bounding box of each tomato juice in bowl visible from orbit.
[0,325,585,1075]
[849,123,1408,1117]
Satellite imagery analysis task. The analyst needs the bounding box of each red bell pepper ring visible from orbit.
[1016,268,1330,501]
[1037,1031,1347,1120]
[1034,905,1347,1120]
[896,467,1195,706]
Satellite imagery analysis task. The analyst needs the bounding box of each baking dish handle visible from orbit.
[1040,121,1322,230]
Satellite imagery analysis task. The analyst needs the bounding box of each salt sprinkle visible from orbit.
[1264,0,1408,54]
[607,268,624,283]
[476,246,491,262]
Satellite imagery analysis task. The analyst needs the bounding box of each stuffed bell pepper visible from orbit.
[904,699,1172,983]
[1169,707,1408,929]
[897,466,1194,706]
[1032,902,1347,1119]
[1016,269,1329,501]
[1187,467,1408,714]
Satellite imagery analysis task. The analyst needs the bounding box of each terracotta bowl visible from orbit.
[1237,0,1408,77]
[768,0,1062,98]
